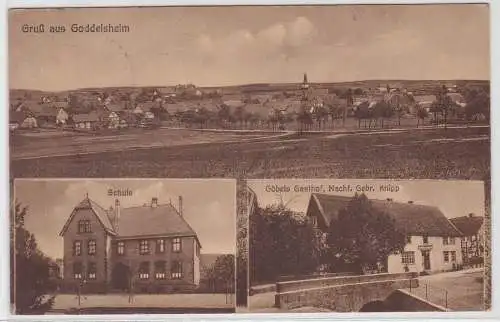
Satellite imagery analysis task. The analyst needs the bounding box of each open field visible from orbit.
[10,126,489,180]
[10,128,271,160]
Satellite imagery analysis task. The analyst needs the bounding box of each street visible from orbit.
[50,293,235,312]
[405,268,484,311]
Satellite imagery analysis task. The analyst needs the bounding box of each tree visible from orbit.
[324,194,406,274]
[416,105,429,128]
[249,204,319,284]
[11,202,56,314]
[233,105,246,129]
[465,90,490,122]
[372,101,391,128]
[203,254,235,293]
[217,104,233,128]
[296,108,313,133]
[344,88,353,126]
[354,101,370,128]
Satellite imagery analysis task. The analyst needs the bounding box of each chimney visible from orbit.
[178,196,183,217]
[408,201,414,204]
[114,199,120,231]
[151,197,158,208]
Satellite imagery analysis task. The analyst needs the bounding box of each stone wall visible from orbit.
[276,272,417,293]
[275,273,419,312]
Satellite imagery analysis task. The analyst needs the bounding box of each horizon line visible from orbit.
[10,78,490,93]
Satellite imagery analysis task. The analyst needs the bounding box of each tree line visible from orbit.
[249,194,407,285]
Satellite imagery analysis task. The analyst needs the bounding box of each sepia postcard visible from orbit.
[246,179,487,313]
[11,178,237,315]
[7,3,491,316]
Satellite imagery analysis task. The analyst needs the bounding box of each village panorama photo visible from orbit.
[11,178,237,315]
[246,179,486,313]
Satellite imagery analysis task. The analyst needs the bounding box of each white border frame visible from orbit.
[2,1,497,321]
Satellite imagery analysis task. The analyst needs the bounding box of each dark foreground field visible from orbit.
[10,127,489,180]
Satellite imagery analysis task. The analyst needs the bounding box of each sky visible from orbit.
[9,4,489,91]
[14,179,236,259]
[248,179,485,219]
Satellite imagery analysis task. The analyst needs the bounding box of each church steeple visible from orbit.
[301,73,309,90]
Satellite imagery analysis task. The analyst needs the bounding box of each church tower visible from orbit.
[301,73,310,90]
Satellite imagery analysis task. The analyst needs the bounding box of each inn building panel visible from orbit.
[306,193,464,274]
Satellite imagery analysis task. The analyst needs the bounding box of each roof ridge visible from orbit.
[314,192,440,208]
[119,202,177,212]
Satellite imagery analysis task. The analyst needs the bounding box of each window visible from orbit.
[443,237,455,245]
[139,261,150,279]
[156,239,165,253]
[73,262,83,279]
[451,251,457,262]
[139,240,150,255]
[88,240,96,255]
[171,260,183,279]
[73,241,82,256]
[155,260,167,279]
[406,236,412,244]
[310,216,317,227]
[172,238,181,253]
[117,241,125,255]
[87,262,96,280]
[401,251,415,264]
[422,235,429,244]
[78,220,91,233]
[443,251,449,262]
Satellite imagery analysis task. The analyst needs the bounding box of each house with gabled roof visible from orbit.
[449,214,484,264]
[306,193,463,274]
[72,112,101,130]
[59,195,201,293]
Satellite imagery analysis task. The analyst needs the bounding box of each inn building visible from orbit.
[59,195,201,293]
[305,193,463,274]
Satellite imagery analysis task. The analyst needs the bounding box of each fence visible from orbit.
[408,281,450,309]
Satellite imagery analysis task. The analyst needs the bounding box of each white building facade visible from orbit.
[388,235,463,274]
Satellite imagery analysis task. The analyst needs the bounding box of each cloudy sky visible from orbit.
[14,179,236,259]
[248,179,485,219]
[9,4,489,91]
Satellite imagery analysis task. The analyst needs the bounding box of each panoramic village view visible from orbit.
[8,4,490,314]
[247,180,485,312]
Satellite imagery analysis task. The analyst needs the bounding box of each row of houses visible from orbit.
[305,193,484,274]
[9,101,163,131]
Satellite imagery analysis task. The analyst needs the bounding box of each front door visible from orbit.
[112,263,131,290]
[422,251,431,270]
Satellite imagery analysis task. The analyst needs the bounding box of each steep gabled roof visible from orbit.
[59,197,116,236]
[60,197,200,246]
[72,112,100,123]
[9,111,26,124]
[116,203,197,240]
[308,193,462,237]
[28,104,59,117]
[449,215,484,236]
[414,95,437,103]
